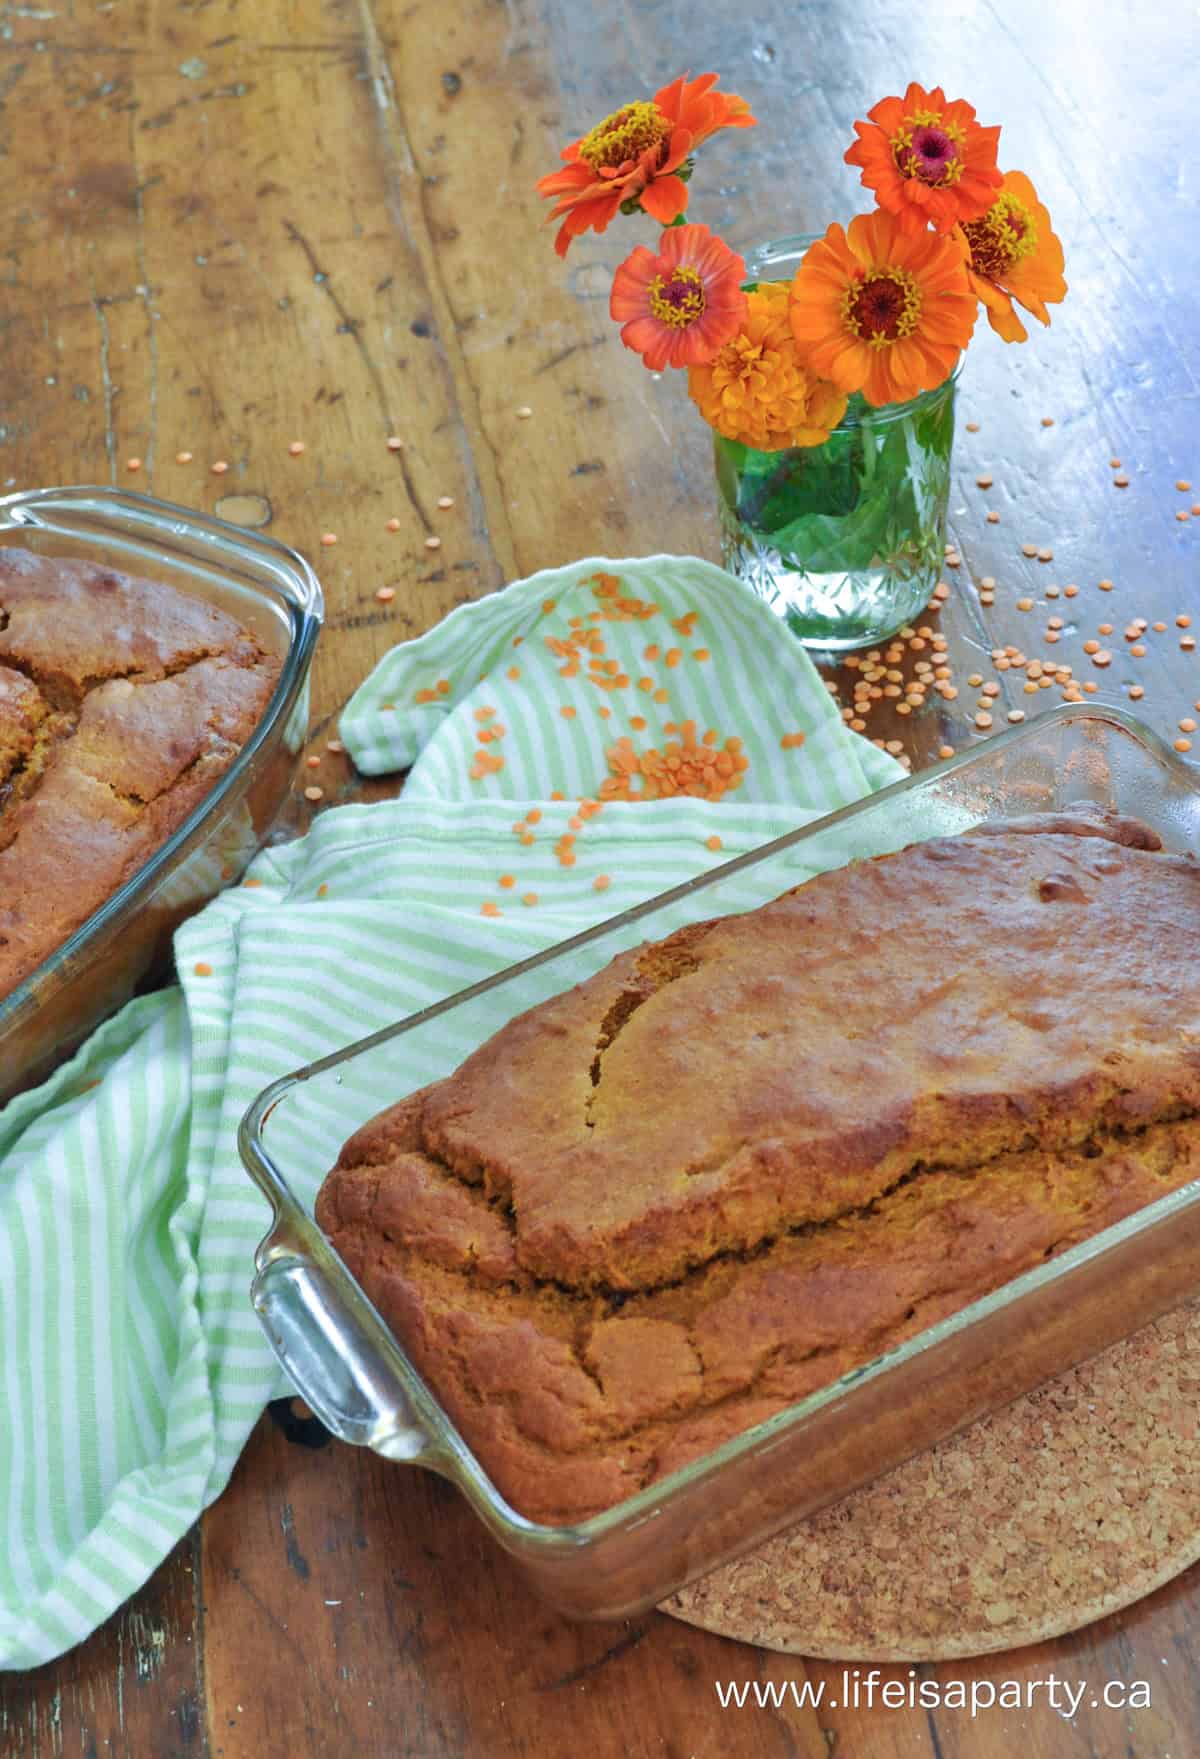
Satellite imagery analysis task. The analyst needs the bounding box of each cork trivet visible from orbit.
[663,1298,1200,1660]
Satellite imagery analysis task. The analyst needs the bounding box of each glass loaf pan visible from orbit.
[241,705,1200,1622]
[0,486,323,1104]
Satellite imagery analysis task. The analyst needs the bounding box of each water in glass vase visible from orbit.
[715,373,958,652]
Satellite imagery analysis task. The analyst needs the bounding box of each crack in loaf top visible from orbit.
[404,814,1200,1292]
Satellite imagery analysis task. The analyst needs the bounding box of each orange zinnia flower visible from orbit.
[687,282,848,449]
[788,210,976,408]
[958,170,1067,343]
[845,82,1002,236]
[536,72,755,258]
[611,225,748,371]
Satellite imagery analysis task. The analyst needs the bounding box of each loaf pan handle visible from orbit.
[252,1242,433,1462]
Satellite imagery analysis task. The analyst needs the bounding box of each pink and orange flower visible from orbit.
[845,82,1002,236]
[536,73,755,258]
[610,224,748,372]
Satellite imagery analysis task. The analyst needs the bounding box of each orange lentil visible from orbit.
[1083,681,1099,693]
[1098,623,1114,635]
[1130,644,1146,657]
[1017,598,1034,612]
[386,436,405,451]
[385,517,401,532]
[480,901,502,918]
[316,883,328,898]
[975,712,993,729]
[243,877,262,889]
[320,532,338,547]
[1178,615,1192,628]
[975,474,993,489]
[780,732,807,750]
[436,495,455,510]
[1154,621,1168,632]
[1064,584,1079,597]
[498,874,516,889]
[1092,650,1112,667]
[436,678,450,694]
[966,420,980,432]
[193,961,213,977]
[654,688,669,703]
[424,535,442,551]
[516,405,533,419]
[375,586,396,603]
[1129,685,1145,700]
[693,648,711,662]
[1178,511,1191,523]
[1007,709,1026,723]
[1047,616,1064,630]
[643,644,660,661]
[521,892,538,907]
[126,456,141,472]
[665,648,682,668]
[1193,505,1200,517]
[305,754,321,769]
[1037,547,1053,563]
[1098,578,1114,591]
[1178,480,1192,492]
[288,440,306,455]
[304,785,324,801]
[175,450,194,464]
[1083,639,1100,655]
[1113,474,1129,487]
[967,673,983,687]
[706,835,723,852]
[1041,416,1055,427]
[550,790,566,800]
[593,875,611,892]
[568,815,583,831]
[326,739,345,754]
[211,460,229,475]
[1184,637,1197,651]
[1021,543,1038,558]
[1176,739,1193,753]
[1181,718,1198,733]
[986,511,1001,523]
[982,682,1001,697]
[506,665,521,680]
[1110,457,1121,469]
[474,706,495,722]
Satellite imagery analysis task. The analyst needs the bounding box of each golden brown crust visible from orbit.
[0,549,280,999]
[315,815,1200,1524]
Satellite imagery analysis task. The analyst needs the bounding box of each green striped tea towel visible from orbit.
[0,555,904,1668]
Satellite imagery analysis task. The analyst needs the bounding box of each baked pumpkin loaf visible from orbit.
[315,812,1200,1524]
[0,546,280,1001]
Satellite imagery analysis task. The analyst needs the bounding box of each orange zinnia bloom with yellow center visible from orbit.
[536,72,755,258]
[845,82,1001,236]
[687,282,848,450]
[788,209,976,408]
[611,224,748,371]
[958,170,1067,343]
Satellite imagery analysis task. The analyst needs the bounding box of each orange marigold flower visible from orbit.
[687,282,848,449]
[958,169,1067,343]
[788,209,976,407]
[845,82,1002,236]
[535,72,755,258]
[611,225,748,371]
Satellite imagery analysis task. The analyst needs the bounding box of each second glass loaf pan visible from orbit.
[0,486,323,1104]
[241,705,1200,1620]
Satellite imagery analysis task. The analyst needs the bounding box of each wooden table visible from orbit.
[3,1,1199,1753]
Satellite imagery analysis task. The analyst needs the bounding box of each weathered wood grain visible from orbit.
[2,0,1199,1752]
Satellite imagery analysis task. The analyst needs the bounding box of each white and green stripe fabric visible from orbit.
[0,555,903,1669]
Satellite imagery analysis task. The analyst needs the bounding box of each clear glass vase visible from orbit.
[715,234,959,652]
